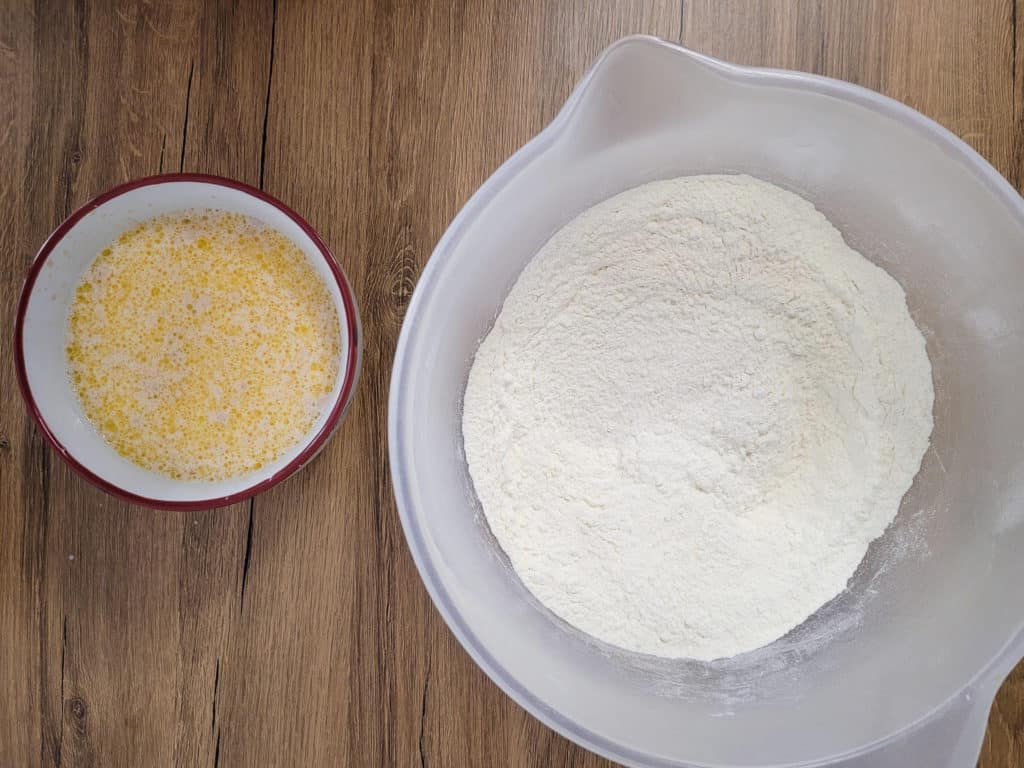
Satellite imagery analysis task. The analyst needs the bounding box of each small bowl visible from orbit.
[15,173,361,510]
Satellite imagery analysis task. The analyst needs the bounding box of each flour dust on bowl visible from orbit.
[389,36,1024,768]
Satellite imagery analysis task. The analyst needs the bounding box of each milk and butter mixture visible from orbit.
[463,175,934,661]
[67,210,341,481]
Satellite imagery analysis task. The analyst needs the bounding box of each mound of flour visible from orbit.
[462,175,933,661]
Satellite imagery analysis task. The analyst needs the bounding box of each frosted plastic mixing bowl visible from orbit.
[389,36,1024,767]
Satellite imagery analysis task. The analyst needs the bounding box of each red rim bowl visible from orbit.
[14,173,362,511]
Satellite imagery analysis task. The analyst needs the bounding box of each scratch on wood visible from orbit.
[418,661,431,768]
[239,502,255,612]
[146,16,175,41]
[211,657,220,733]
[679,0,684,43]
[180,60,194,173]
[259,0,278,190]
[158,135,166,174]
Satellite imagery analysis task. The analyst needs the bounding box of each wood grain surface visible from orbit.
[1,1,1021,766]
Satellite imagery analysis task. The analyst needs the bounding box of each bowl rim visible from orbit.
[14,172,362,511]
[388,34,1024,768]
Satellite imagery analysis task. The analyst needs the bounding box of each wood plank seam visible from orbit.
[1013,0,1022,191]
[180,60,194,174]
[259,0,278,192]
[57,615,66,766]
[239,504,255,613]
[418,659,431,768]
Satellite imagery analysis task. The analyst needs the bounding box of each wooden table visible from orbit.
[1,1,1022,765]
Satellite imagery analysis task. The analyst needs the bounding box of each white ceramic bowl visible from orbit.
[16,174,361,510]
[389,36,1024,767]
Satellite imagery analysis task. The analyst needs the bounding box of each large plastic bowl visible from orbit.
[388,36,1024,767]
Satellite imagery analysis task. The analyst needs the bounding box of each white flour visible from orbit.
[462,175,934,661]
